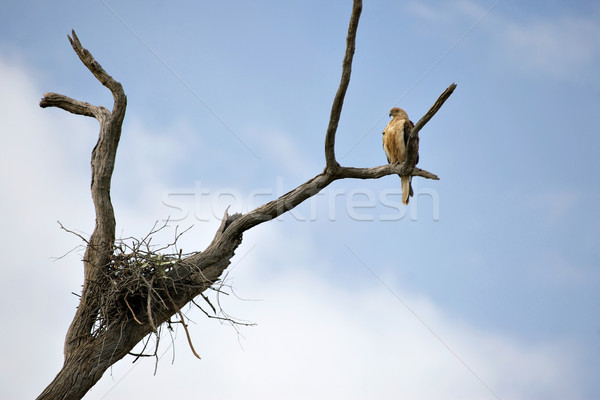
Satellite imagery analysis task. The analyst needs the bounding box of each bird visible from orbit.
[382,107,417,205]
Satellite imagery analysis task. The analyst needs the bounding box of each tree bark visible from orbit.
[37,1,455,398]
[37,322,147,400]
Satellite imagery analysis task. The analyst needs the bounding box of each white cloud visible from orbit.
[84,238,582,399]
[0,52,586,400]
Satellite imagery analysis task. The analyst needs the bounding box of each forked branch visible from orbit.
[39,30,127,360]
[216,79,452,244]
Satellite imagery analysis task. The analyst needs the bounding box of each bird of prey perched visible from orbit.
[382,107,417,205]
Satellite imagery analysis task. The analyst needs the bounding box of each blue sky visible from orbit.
[1,1,599,399]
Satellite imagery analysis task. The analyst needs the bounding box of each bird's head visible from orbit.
[389,107,409,119]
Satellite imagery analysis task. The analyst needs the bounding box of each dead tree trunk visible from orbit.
[36,1,455,398]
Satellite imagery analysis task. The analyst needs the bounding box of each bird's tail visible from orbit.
[401,175,413,205]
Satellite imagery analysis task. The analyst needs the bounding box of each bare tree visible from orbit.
[36,1,454,398]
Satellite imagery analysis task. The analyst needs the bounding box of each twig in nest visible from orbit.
[176,309,201,359]
[200,293,217,314]
[124,295,143,325]
[192,299,256,327]
[146,279,157,332]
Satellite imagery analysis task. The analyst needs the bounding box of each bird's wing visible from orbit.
[396,119,408,163]
[402,119,414,147]
[403,119,418,165]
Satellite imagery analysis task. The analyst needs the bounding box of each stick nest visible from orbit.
[92,224,197,336]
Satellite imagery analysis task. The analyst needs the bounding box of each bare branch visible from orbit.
[339,165,439,181]
[216,173,333,243]
[200,293,217,314]
[68,30,126,112]
[324,0,362,172]
[405,83,456,167]
[191,299,256,327]
[40,93,107,119]
[57,220,90,244]
[216,159,440,244]
[209,206,242,247]
[412,83,457,136]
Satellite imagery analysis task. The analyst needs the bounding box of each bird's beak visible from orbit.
[388,112,392,117]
